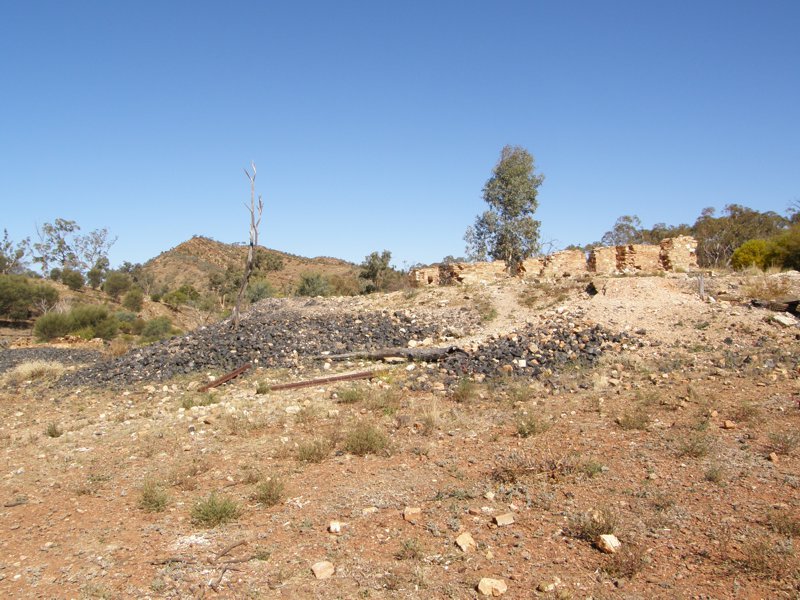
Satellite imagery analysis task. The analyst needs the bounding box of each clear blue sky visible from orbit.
[2,1,798,270]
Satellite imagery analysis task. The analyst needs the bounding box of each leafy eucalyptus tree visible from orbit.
[465,145,544,273]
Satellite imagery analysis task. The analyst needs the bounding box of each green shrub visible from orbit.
[34,312,73,340]
[246,280,275,303]
[34,304,119,341]
[0,275,59,320]
[61,268,84,291]
[253,476,285,507]
[297,273,331,297]
[86,267,104,289]
[103,271,132,300]
[140,316,172,342]
[344,423,388,456]
[731,239,773,271]
[122,288,144,311]
[769,224,800,270]
[191,492,240,527]
[139,479,169,512]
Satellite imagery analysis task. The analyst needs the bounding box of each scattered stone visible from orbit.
[455,531,477,553]
[484,491,496,501]
[362,506,378,516]
[285,406,301,415]
[537,576,561,592]
[596,534,622,554]
[769,452,779,463]
[721,420,737,430]
[403,506,422,524]
[311,560,335,579]
[328,521,342,534]
[773,314,797,327]
[494,513,514,527]
[477,577,508,596]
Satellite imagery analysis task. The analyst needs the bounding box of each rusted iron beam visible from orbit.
[266,369,385,392]
[198,363,252,392]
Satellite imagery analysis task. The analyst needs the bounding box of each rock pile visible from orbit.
[440,318,636,379]
[61,301,476,387]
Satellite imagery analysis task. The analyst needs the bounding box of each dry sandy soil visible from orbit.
[1,271,800,599]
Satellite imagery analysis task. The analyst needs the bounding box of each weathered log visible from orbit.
[318,346,464,363]
[750,299,800,315]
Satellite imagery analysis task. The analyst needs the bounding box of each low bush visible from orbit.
[140,316,173,342]
[122,288,144,311]
[191,492,240,526]
[0,274,59,320]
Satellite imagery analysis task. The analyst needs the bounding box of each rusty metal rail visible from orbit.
[266,369,386,392]
[198,363,252,392]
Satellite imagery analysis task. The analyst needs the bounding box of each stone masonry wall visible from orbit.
[409,236,699,287]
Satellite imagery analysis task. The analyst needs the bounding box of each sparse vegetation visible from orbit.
[297,438,331,463]
[253,476,285,507]
[139,479,169,512]
[568,508,620,541]
[3,360,65,385]
[516,414,550,438]
[45,422,63,438]
[191,492,240,526]
[677,433,712,458]
[344,423,388,456]
[451,378,478,403]
[395,538,424,561]
[617,408,650,431]
[767,430,800,455]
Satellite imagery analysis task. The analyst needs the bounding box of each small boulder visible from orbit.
[311,561,335,579]
[493,513,515,527]
[403,506,422,524]
[456,531,477,553]
[596,534,621,554]
[477,577,508,596]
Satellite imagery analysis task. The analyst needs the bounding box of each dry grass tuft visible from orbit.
[253,475,285,507]
[191,492,240,527]
[4,361,65,385]
[344,423,388,456]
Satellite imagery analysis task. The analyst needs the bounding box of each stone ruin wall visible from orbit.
[409,236,698,287]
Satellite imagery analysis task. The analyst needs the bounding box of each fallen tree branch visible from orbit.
[318,346,464,363]
[209,565,228,592]
[198,364,252,392]
[267,369,386,392]
[151,556,197,565]
[215,539,248,561]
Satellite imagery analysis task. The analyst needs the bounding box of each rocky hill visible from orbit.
[142,236,360,295]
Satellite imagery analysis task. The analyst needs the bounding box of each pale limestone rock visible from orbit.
[596,534,621,554]
[477,577,508,596]
[455,531,477,553]
[493,513,514,527]
[311,561,334,579]
[403,506,422,523]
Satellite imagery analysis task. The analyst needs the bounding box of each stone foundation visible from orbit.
[409,236,699,287]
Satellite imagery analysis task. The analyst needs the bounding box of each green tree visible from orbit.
[122,288,144,311]
[103,271,132,301]
[360,250,393,293]
[32,219,116,275]
[297,273,331,297]
[465,145,544,272]
[61,268,85,291]
[693,205,788,268]
[731,239,773,270]
[601,215,645,246]
[0,275,59,320]
[246,279,275,303]
[0,230,30,275]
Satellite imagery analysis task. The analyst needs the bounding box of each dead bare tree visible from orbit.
[231,163,264,328]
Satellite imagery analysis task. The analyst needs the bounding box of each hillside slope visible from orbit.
[142,236,359,295]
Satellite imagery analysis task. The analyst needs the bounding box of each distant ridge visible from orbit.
[141,236,358,295]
